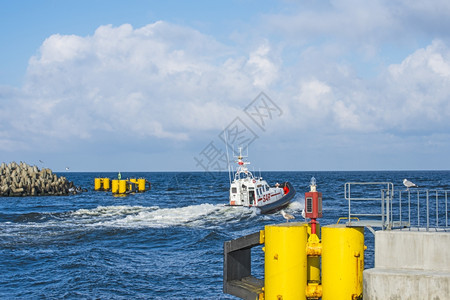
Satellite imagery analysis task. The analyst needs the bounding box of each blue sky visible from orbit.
[1,0,450,172]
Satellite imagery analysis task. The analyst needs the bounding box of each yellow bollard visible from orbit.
[264,222,308,300]
[103,178,110,191]
[138,178,146,192]
[94,178,102,191]
[322,224,364,300]
[111,179,119,194]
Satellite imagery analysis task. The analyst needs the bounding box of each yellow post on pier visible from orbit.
[264,222,308,300]
[321,224,364,300]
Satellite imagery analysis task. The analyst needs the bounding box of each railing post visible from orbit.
[407,190,411,228]
[446,191,448,228]
[417,190,420,228]
[346,183,351,223]
[426,190,429,231]
[388,183,394,227]
[381,189,385,230]
[386,190,390,229]
[399,190,402,226]
[436,191,439,227]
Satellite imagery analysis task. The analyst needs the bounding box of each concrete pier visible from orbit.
[364,230,450,299]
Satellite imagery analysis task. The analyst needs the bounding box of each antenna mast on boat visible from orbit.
[224,129,232,186]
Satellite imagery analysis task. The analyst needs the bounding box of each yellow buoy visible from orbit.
[138,178,146,192]
[264,222,308,299]
[321,224,364,300]
[94,178,102,191]
[111,179,119,194]
[103,178,110,191]
[118,180,127,194]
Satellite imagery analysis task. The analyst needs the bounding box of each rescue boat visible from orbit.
[228,149,296,214]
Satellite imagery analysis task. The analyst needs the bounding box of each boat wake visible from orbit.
[71,203,261,228]
[0,203,259,233]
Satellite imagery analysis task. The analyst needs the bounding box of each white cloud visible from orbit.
[263,0,450,62]
[244,41,279,88]
[383,40,450,131]
[35,34,90,64]
[264,1,396,43]
[6,23,450,144]
[3,21,283,150]
[274,38,450,142]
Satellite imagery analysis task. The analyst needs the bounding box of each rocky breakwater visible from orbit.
[0,161,80,197]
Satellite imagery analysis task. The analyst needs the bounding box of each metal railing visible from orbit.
[345,182,395,230]
[345,182,449,231]
[398,189,449,231]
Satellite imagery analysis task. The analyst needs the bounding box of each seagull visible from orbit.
[281,209,295,222]
[301,209,306,220]
[403,179,418,190]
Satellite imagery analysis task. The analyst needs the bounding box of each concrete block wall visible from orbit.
[374,230,450,271]
[364,230,450,299]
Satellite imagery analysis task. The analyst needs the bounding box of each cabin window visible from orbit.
[231,187,237,194]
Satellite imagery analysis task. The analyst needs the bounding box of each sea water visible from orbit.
[1,171,449,299]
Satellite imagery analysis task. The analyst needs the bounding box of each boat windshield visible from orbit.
[234,169,254,181]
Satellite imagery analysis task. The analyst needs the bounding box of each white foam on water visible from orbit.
[102,203,256,228]
[70,205,158,218]
[0,204,258,232]
[1,199,299,235]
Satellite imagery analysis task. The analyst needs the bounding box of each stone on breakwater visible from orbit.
[0,161,79,197]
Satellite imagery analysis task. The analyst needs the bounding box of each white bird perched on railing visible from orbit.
[403,179,418,190]
[281,209,295,222]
